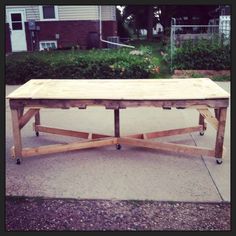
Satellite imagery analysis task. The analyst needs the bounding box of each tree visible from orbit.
[122,5,219,39]
[147,6,154,41]
[158,5,219,35]
[123,5,155,41]
[116,7,130,38]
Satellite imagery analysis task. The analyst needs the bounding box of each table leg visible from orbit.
[215,108,227,164]
[199,113,207,136]
[114,109,121,150]
[214,108,220,120]
[34,110,40,136]
[11,109,23,164]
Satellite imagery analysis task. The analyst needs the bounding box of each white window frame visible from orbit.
[39,5,59,21]
[6,8,26,24]
[39,40,57,51]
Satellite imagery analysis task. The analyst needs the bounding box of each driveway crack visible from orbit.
[189,133,224,202]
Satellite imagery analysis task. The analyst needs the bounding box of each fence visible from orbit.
[170,17,231,71]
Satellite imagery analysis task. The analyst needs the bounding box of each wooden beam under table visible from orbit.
[118,137,215,157]
[19,109,40,129]
[197,108,219,130]
[34,125,112,139]
[11,138,118,158]
[126,125,203,139]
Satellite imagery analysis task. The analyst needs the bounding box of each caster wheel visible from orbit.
[116,144,121,150]
[216,159,222,165]
[16,159,21,165]
[36,131,39,137]
[200,131,204,136]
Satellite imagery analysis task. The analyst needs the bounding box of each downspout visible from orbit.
[99,6,135,49]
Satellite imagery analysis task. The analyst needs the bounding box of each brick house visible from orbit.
[5,5,117,52]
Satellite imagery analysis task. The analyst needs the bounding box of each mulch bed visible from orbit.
[5,196,231,231]
[173,70,230,78]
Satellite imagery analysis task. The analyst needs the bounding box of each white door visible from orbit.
[8,10,27,52]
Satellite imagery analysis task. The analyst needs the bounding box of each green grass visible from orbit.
[211,75,230,81]
[190,73,230,81]
[131,40,172,78]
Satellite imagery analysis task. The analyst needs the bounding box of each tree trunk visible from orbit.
[147,6,153,41]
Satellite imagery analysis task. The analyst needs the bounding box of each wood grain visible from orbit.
[7,78,230,100]
[118,137,215,157]
[21,138,118,157]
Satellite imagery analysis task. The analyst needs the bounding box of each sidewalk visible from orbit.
[5,82,230,202]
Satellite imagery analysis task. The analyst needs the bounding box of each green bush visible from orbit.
[172,39,230,70]
[5,48,160,85]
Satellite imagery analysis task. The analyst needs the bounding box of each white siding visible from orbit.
[101,5,116,21]
[58,5,98,20]
[6,5,40,22]
[6,5,116,22]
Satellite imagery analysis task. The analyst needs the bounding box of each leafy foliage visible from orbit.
[6,48,160,85]
[172,39,230,70]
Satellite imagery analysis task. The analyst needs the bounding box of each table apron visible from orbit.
[9,98,229,110]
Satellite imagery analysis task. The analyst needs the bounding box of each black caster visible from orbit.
[36,131,39,137]
[200,131,204,136]
[216,159,222,165]
[16,158,21,165]
[116,144,122,150]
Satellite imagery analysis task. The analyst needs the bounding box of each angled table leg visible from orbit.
[215,108,227,164]
[114,109,121,150]
[11,109,23,164]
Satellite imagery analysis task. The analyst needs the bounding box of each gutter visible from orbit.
[99,6,135,49]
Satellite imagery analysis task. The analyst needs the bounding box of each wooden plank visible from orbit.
[35,110,40,125]
[7,78,230,101]
[36,125,88,138]
[21,138,118,157]
[198,114,207,131]
[214,109,220,120]
[18,107,24,119]
[118,137,215,157]
[197,109,219,130]
[126,126,203,140]
[126,134,143,139]
[114,109,120,137]
[11,146,15,158]
[35,125,111,139]
[19,109,39,129]
[92,133,112,139]
[9,98,229,110]
[11,109,22,159]
[215,108,227,159]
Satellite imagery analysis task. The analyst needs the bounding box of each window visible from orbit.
[11,13,22,30]
[39,5,58,21]
[39,41,57,51]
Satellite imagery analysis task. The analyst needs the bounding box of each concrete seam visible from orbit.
[189,133,224,202]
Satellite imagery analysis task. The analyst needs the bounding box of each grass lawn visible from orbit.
[130,40,172,78]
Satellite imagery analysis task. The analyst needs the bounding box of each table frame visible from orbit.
[9,97,228,165]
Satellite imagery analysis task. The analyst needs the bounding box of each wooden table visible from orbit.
[7,78,230,165]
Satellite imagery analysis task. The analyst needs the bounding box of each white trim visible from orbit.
[6,8,26,23]
[39,40,57,51]
[7,9,27,52]
[39,5,59,21]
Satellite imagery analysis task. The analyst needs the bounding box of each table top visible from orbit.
[7,78,230,101]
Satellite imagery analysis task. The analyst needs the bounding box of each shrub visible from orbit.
[5,48,160,84]
[172,39,230,70]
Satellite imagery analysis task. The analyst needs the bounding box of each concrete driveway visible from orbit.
[5,82,230,202]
